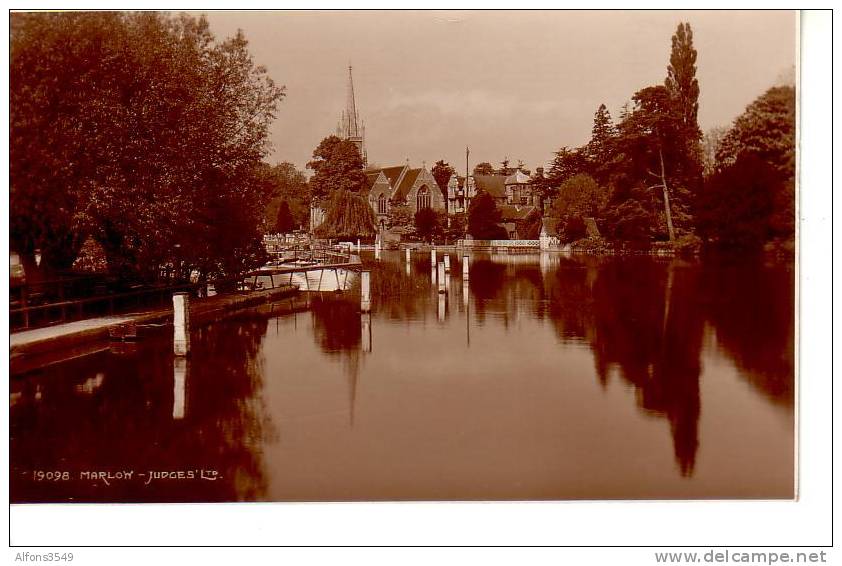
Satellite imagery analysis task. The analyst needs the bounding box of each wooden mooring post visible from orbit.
[437,262,446,294]
[173,292,190,356]
[360,270,371,312]
[463,255,470,279]
[444,254,451,273]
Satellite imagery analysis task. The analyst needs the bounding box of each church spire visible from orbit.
[345,64,360,139]
[338,63,366,164]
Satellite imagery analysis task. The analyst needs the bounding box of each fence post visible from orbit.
[173,292,190,356]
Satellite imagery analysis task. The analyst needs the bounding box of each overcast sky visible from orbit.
[202,10,796,174]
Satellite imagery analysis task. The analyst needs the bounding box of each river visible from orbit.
[10,251,795,502]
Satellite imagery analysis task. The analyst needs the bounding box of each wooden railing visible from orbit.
[10,279,200,331]
[457,239,540,248]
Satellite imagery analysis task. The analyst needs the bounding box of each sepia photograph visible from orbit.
[6,7,829,554]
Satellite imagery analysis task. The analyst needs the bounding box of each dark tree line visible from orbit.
[540,22,794,253]
[11,12,285,283]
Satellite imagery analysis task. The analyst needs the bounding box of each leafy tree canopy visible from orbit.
[715,86,795,176]
[10,11,284,281]
[468,191,507,240]
[307,135,368,201]
[473,162,495,176]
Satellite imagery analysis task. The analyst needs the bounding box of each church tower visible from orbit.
[335,64,367,165]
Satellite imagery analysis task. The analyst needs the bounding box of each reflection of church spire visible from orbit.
[336,64,367,165]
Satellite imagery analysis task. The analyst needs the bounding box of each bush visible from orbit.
[561,216,587,243]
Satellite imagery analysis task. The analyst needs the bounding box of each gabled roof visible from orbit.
[473,175,507,198]
[499,204,538,222]
[541,217,561,237]
[393,168,422,201]
[365,171,387,192]
[505,170,532,185]
[377,165,406,189]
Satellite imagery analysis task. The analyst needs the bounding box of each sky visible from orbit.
[202,10,797,174]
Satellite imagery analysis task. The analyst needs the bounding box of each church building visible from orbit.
[363,162,445,229]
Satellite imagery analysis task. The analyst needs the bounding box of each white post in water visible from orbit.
[361,312,372,353]
[437,262,446,293]
[463,255,470,279]
[356,239,360,251]
[405,247,411,263]
[173,357,187,420]
[444,254,451,273]
[361,270,371,312]
[172,292,190,356]
[431,248,437,268]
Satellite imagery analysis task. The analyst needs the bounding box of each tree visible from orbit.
[414,207,441,242]
[473,162,495,176]
[274,201,296,233]
[715,86,795,176]
[315,189,377,239]
[695,155,782,250]
[264,162,308,230]
[614,85,688,241]
[386,202,413,230]
[467,191,507,240]
[498,158,513,176]
[10,12,284,283]
[586,104,616,166]
[306,135,368,202]
[431,160,456,195]
[549,174,608,221]
[547,146,589,187]
[665,22,701,141]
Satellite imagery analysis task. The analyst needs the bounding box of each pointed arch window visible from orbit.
[417,185,431,210]
[377,193,387,214]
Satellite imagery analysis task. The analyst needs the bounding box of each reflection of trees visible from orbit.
[10,318,272,503]
[586,258,703,476]
[700,260,795,406]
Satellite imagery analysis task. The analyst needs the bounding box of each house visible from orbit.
[363,162,445,230]
[470,171,541,239]
[445,175,476,214]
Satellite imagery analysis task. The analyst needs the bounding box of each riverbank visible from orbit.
[10,285,298,374]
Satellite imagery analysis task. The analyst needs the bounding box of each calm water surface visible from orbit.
[10,252,794,502]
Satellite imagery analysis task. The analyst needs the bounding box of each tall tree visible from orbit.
[306,135,368,202]
[587,104,616,164]
[10,12,284,281]
[467,191,507,240]
[547,147,588,187]
[665,22,701,141]
[614,85,691,241]
[498,157,513,176]
[472,162,495,176]
[431,159,456,195]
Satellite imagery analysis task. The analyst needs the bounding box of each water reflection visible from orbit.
[10,251,794,502]
[10,316,274,503]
